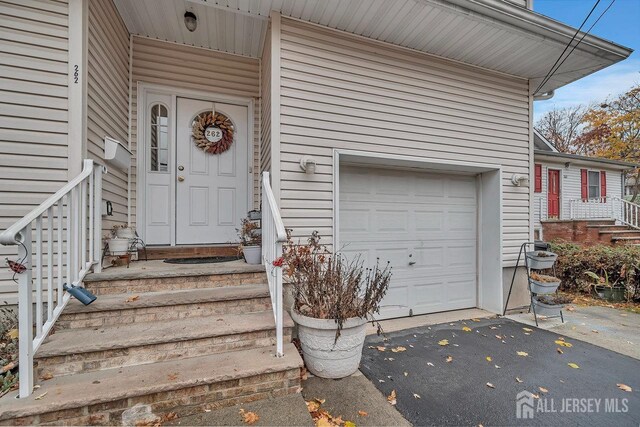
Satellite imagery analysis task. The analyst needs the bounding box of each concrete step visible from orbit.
[84,260,266,296]
[597,230,640,239]
[57,285,273,330]
[587,224,629,231]
[0,344,303,426]
[611,236,640,245]
[36,310,294,378]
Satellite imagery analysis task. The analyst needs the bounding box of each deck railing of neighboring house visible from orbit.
[261,172,287,357]
[569,196,640,230]
[0,159,105,398]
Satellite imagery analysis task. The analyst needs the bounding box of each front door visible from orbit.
[548,169,560,219]
[175,98,248,244]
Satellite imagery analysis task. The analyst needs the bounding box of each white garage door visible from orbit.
[339,165,478,319]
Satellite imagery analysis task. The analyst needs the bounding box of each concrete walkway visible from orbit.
[508,305,640,359]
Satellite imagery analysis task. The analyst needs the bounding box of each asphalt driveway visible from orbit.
[361,317,640,426]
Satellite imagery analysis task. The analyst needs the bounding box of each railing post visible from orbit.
[275,241,284,357]
[93,166,103,273]
[18,224,34,398]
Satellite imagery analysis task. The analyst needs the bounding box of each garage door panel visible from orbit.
[339,165,477,320]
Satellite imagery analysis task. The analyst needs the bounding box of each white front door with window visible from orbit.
[142,93,249,246]
[175,98,248,244]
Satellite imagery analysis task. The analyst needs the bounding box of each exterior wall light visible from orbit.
[511,173,529,187]
[300,156,317,174]
[184,11,197,32]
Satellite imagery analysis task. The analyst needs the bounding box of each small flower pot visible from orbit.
[291,309,368,379]
[115,227,136,239]
[529,275,561,295]
[107,238,131,255]
[594,285,626,302]
[243,245,262,265]
[526,251,558,270]
[531,296,564,317]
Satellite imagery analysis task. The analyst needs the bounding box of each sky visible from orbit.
[533,0,640,123]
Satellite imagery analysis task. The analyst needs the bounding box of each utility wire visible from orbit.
[533,0,601,95]
[534,0,616,95]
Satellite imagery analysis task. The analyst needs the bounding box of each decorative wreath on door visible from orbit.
[191,111,235,154]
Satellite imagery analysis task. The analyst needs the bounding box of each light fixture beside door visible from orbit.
[184,11,197,32]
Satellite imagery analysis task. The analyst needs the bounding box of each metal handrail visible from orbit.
[261,172,286,357]
[1,159,105,398]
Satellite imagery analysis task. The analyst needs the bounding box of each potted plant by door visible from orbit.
[113,225,136,240]
[238,218,262,264]
[284,231,392,379]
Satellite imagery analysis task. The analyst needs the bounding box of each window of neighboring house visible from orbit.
[588,171,601,199]
[150,103,169,172]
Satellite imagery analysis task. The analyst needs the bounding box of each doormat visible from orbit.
[163,256,240,264]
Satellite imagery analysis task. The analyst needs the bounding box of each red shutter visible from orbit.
[600,170,607,200]
[534,164,542,193]
[581,169,588,200]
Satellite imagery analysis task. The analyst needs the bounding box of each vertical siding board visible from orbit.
[86,0,130,230]
[278,18,530,265]
[0,0,69,304]
[130,36,260,224]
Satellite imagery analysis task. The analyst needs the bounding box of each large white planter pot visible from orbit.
[107,238,130,255]
[291,309,368,379]
[243,246,262,264]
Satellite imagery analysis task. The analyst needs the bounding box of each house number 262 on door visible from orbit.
[204,126,223,143]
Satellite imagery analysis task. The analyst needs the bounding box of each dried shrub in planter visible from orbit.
[283,231,392,339]
[536,294,573,306]
[237,218,261,246]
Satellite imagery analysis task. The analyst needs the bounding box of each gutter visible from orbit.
[442,0,633,59]
[534,150,639,170]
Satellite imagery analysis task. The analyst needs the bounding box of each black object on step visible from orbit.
[163,256,240,264]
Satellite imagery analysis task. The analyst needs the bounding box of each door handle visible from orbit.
[177,176,185,182]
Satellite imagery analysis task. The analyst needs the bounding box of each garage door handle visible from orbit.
[408,261,416,266]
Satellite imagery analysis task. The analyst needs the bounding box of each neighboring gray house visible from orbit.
[533,130,636,238]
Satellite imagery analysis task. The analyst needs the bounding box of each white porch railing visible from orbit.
[0,159,105,398]
[569,196,640,230]
[261,172,287,357]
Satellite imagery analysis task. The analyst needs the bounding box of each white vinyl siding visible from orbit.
[0,0,69,304]
[277,18,531,265]
[86,0,129,232]
[533,161,623,228]
[260,27,272,176]
[130,36,261,223]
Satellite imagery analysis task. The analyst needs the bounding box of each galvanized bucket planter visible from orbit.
[242,245,262,264]
[526,251,558,270]
[529,275,561,294]
[531,296,564,317]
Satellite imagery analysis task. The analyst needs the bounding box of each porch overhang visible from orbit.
[114,0,632,95]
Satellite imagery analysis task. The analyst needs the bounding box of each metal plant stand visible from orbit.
[504,241,564,326]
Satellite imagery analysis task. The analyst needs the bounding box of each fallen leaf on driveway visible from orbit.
[557,348,564,354]
[404,372,408,377]
[486,356,492,362]
[41,372,53,381]
[471,318,481,322]
[387,390,397,405]
[438,339,449,346]
[592,330,599,334]
[6,329,18,340]
[568,363,580,369]
[358,410,368,417]
[555,339,573,348]
[125,295,139,303]
[494,365,501,369]
[516,377,523,383]
[532,393,540,399]
[539,387,548,393]
[617,384,633,392]
[391,346,407,353]
[516,351,528,357]
[306,400,320,412]
[167,373,179,380]
[413,393,421,399]
[522,327,533,332]
[566,306,575,312]
[446,356,453,363]
[462,326,472,332]
[344,421,356,427]
[34,392,47,400]
[376,346,386,352]
[486,383,495,389]
[427,362,434,367]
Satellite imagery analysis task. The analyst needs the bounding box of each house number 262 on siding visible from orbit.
[73,65,79,83]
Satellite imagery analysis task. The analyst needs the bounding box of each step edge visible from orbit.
[1,345,303,421]
[37,313,295,358]
[84,265,265,283]
[62,285,271,315]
